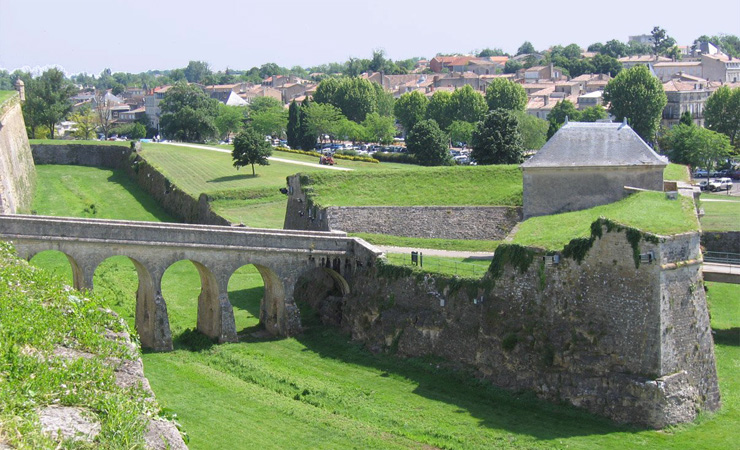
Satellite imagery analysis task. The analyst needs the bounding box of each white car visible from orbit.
[708,177,733,192]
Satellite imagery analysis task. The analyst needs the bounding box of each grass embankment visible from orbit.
[512,191,699,250]
[28,164,740,449]
[664,163,690,182]
[28,139,130,146]
[302,165,523,207]
[0,242,155,448]
[0,90,16,105]
[701,193,740,232]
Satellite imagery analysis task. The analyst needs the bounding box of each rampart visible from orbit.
[31,143,229,226]
[283,174,521,240]
[0,92,36,214]
[701,231,740,254]
[304,220,721,428]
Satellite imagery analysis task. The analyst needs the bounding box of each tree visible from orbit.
[287,100,301,149]
[93,91,116,138]
[334,77,378,122]
[394,91,429,133]
[336,118,367,143]
[517,41,536,55]
[592,54,621,77]
[406,119,452,166]
[215,104,245,140]
[704,85,740,148]
[313,78,340,106]
[485,78,527,112]
[159,82,219,143]
[130,123,146,140]
[471,109,524,165]
[22,68,76,139]
[664,124,732,172]
[546,100,580,139]
[232,128,273,176]
[448,120,475,146]
[504,60,523,74]
[450,85,488,123]
[602,65,666,143]
[184,61,212,83]
[477,48,505,57]
[601,39,629,58]
[515,111,548,150]
[679,111,693,126]
[373,83,395,117]
[426,90,453,130]
[299,98,318,150]
[248,96,283,114]
[579,105,608,122]
[650,27,676,56]
[70,106,97,140]
[250,107,288,138]
[362,112,396,144]
[304,102,344,142]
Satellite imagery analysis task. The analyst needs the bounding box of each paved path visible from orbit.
[375,245,494,259]
[166,142,354,171]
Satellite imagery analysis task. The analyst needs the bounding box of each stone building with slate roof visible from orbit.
[521,121,666,218]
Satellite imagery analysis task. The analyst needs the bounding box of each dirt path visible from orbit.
[375,245,494,259]
[165,142,354,171]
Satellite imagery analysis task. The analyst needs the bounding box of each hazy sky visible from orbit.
[1,0,739,76]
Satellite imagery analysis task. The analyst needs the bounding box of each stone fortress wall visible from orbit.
[283,174,521,240]
[0,92,36,214]
[303,222,721,428]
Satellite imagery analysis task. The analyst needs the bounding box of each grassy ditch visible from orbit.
[0,242,156,448]
[700,193,740,232]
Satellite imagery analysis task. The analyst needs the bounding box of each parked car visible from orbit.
[693,169,708,178]
[698,180,709,191]
[708,177,733,192]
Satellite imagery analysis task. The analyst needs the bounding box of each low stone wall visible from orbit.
[312,222,720,428]
[701,231,740,254]
[0,94,36,214]
[283,174,521,240]
[31,144,230,226]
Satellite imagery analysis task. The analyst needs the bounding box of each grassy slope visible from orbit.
[0,90,16,105]
[303,165,523,207]
[28,139,129,146]
[700,194,740,232]
[664,163,690,182]
[27,163,740,449]
[513,191,699,250]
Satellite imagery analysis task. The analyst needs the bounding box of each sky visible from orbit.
[1,0,739,76]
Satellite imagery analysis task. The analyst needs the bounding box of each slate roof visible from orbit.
[521,122,667,168]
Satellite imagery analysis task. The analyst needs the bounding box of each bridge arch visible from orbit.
[293,266,351,327]
[29,249,84,291]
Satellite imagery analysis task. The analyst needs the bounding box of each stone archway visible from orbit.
[293,267,351,328]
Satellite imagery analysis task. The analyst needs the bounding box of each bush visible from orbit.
[372,152,418,165]
[273,146,379,163]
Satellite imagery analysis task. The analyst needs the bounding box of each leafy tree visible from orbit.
[448,120,475,146]
[471,109,524,164]
[546,100,580,138]
[184,61,212,83]
[601,39,629,58]
[22,68,76,139]
[579,105,608,122]
[232,128,273,176]
[336,118,367,143]
[485,78,527,112]
[562,44,582,60]
[287,100,301,149]
[704,85,740,148]
[426,90,453,130]
[650,27,676,56]
[159,82,219,143]
[503,60,523,74]
[373,83,395,117]
[450,85,488,123]
[259,63,288,79]
[215,104,245,140]
[248,96,283,114]
[394,91,429,133]
[250,106,288,138]
[517,41,536,55]
[299,98,318,150]
[592,54,621,77]
[515,111,548,150]
[406,119,452,166]
[679,111,693,126]
[587,42,604,53]
[477,48,505,57]
[664,124,732,172]
[627,40,651,56]
[304,102,344,142]
[313,78,341,106]
[362,112,396,144]
[602,65,666,143]
[70,106,97,140]
[334,77,378,122]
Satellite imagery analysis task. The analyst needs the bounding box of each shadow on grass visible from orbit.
[291,300,645,442]
[714,327,740,346]
[208,174,257,183]
[229,286,263,318]
[105,172,176,222]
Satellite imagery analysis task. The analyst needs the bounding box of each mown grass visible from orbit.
[664,163,690,182]
[700,193,740,232]
[513,191,699,250]
[29,139,129,146]
[303,165,523,207]
[0,242,155,448]
[0,90,16,105]
[352,232,501,252]
[385,253,492,277]
[31,165,175,222]
[27,160,739,449]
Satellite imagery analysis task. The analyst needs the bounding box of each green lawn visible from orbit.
[302,165,523,207]
[664,163,690,182]
[513,191,699,250]
[29,138,130,146]
[700,193,740,232]
[0,90,16,105]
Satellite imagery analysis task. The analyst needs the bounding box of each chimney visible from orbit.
[544,95,549,106]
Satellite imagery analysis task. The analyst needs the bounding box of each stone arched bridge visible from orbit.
[0,215,380,351]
